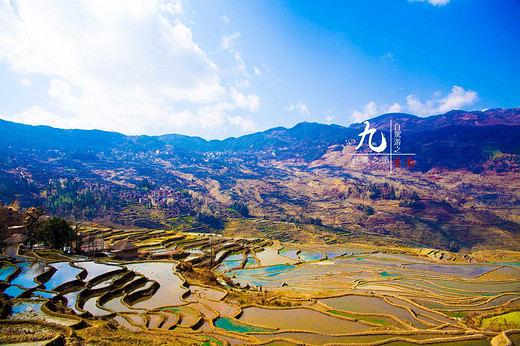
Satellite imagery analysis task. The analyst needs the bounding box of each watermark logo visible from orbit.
[355,121,387,153]
[350,120,416,172]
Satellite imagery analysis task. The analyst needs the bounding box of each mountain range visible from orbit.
[1,108,520,252]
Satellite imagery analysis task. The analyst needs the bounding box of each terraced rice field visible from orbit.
[1,238,519,345]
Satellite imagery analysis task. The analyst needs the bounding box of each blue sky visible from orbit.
[0,0,519,139]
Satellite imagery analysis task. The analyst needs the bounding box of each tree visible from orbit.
[230,202,249,217]
[34,217,74,250]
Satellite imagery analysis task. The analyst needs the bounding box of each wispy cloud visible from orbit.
[350,86,478,123]
[0,0,259,136]
[284,101,310,116]
[221,32,241,50]
[408,0,450,6]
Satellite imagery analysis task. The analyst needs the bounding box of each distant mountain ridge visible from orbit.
[2,108,520,251]
[2,108,519,154]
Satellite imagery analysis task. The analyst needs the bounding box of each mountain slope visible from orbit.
[1,108,520,251]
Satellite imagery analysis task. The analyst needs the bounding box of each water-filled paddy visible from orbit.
[320,295,428,328]
[112,315,142,332]
[297,249,323,262]
[74,261,122,282]
[10,301,78,326]
[218,260,242,272]
[279,249,299,261]
[125,262,187,309]
[9,261,46,288]
[256,247,297,266]
[63,288,83,313]
[239,307,370,333]
[190,285,226,300]
[102,293,138,313]
[214,317,276,333]
[403,263,498,277]
[83,295,112,316]
[160,310,179,329]
[3,284,25,297]
[478,266,520,280]
[0,262,17,281]
[162,306,200,327]
[44,262,84,290]
[252,332,428,345]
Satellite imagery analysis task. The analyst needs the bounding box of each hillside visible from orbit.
[1,108,520,251]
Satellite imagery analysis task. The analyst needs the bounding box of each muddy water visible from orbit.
[112,315,142,332]
[253,332,402,345]
[125,262,187,308]
[190,301,218,320]
[160,310,179,329]
[125,313,146,327]
[186,295,239,318]
[430,279,520,292]
[162,306,200,327]
[190,285,226,300]
[320,295,428,328]
[102,293,142,313]
[478,266,520,280]
[147,313,163,329]
[384,297,454,324]
[239,307,370,333]
[256,247,297,266]
[83,295,111,316]
[403,264,498,277]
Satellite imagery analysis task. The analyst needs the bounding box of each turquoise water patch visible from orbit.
[379,271,400,277]
[298,250,323,262]
[10,261,46,288]
[32,290,57,299]
[234,264,295,276]
[490,262,520,267]
[218,260,242,272]
[3,285,25,297]
[0,263,17,281]
[244,256,258,268]
[214,317,276,333]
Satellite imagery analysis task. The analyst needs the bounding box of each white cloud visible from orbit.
[0,0,259,137]
[14,105,66,128]
[227,115,258,132]
[351,101,379,123]
[230,88,260,112]
[254,67,261,76]
[222,32,241,50]
[350,86,478,123]
[221,16,230,24]
[408,0,450,6]
[284,101,310,116]
[20,77,31,86]
[438,85,478,113]
[325,115,335,124]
